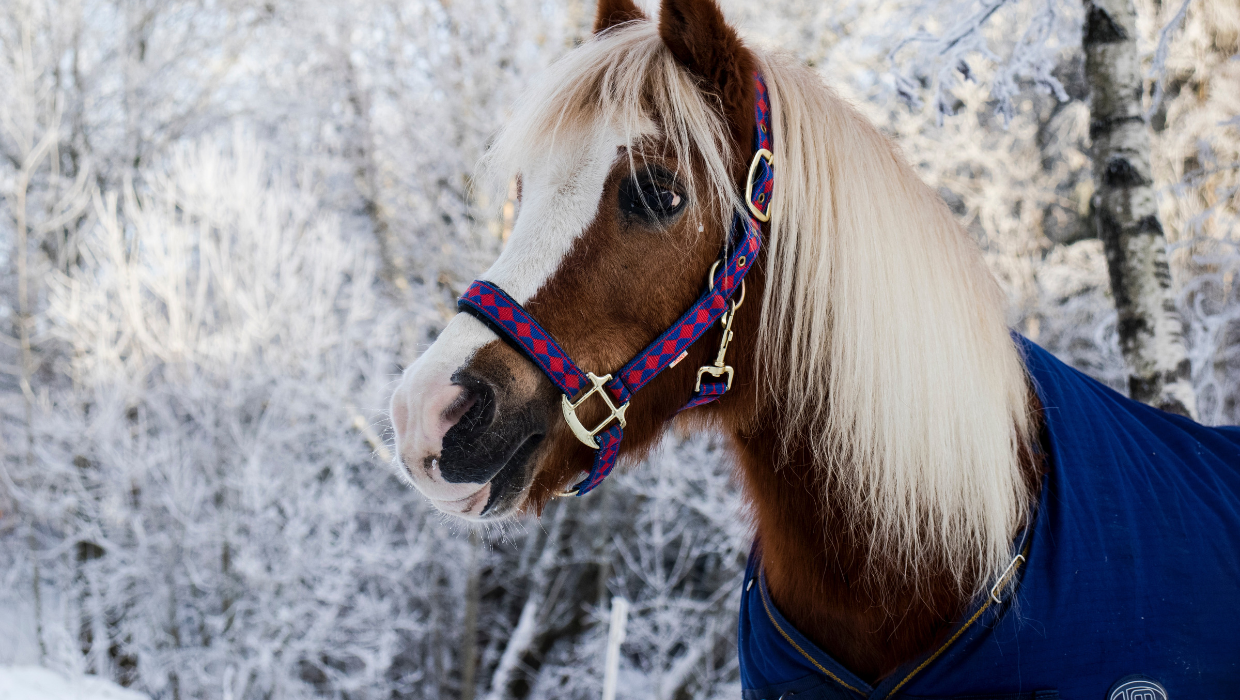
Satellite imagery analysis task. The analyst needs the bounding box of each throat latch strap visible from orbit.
[457,72,773,496]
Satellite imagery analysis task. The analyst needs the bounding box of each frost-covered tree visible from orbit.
[1084,0,1195,415]
[1,0,1236,699]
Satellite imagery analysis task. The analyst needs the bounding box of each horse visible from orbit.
[388,0,1240,697]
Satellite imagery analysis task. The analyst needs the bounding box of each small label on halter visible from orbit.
[669,350,689,368]
[1107,675,1167,700]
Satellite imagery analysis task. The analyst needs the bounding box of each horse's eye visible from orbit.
[619,176,686,223]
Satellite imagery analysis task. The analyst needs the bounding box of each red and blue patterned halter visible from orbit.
[458,73,773,496]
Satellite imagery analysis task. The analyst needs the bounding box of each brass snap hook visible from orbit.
[697,261,745,392]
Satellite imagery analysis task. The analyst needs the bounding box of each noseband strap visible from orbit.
[458,73,773,496]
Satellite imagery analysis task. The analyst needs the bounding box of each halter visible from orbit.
[458,73,773,496]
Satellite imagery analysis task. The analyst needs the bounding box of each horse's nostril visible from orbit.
[442,389,479,429]
[446,380,496,439]
[436,367,547,489]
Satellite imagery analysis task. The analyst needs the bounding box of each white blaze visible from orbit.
[482,127,627,302]
[389,124,627,517]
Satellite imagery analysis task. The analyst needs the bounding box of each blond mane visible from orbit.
[484,23,1034,593]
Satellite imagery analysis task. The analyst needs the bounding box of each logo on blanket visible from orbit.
[1107,675,1167,700]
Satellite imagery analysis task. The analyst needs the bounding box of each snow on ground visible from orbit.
[0,667,149,700]
[0,601,40,667]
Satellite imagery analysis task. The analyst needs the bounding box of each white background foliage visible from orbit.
[1,0,1236,698]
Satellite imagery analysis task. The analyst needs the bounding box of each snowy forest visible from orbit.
[1,0,1237,697]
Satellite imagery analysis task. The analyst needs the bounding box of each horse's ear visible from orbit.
[594,0,647,34]
[658,0,755,168]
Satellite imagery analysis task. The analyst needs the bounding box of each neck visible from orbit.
[706,264,1041,681]
[720,393,1044,684]
[731,424,965,682]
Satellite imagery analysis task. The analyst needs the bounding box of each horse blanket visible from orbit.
[738,336,1240,700]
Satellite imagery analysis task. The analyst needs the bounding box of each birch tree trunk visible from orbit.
[1084,0,1197,417]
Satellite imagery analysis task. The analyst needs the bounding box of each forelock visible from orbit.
[480,22,741,232]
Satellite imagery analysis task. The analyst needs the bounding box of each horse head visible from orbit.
[389,0,766,520]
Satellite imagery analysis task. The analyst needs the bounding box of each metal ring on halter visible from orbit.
[706,259,746,312]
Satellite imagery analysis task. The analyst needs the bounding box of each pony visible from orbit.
[388,1,1240,696]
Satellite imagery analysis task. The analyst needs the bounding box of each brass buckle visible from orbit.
[695,261,745,392]
[560,372,629,449]
[745,148,774,222]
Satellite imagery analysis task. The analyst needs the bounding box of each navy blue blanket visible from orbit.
[739,337,1240,699]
